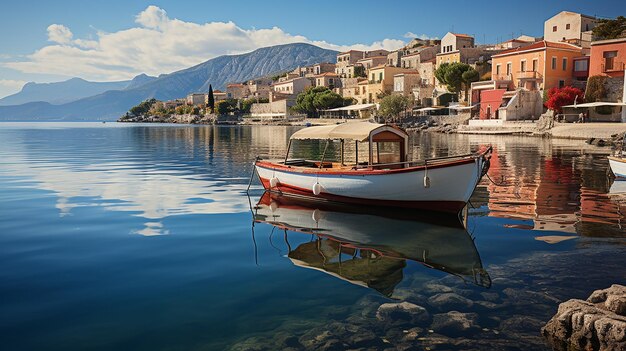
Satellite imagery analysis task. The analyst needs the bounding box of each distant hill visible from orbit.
[0,43,338,121]
[0,77,132,106]
[124,74,158,90]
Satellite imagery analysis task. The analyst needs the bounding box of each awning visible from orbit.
[448,104,479,110]
[250,112,286,117]
[414,107,445,112]
[562,102,626,108]
[324,103,378,112]
[290,121,407,142]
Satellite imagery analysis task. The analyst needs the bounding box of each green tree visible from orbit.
[378,94,410,123]
[593,16,626,40]
[435,62,476,101]
[207,85,215,113]
[353,65,366,78]
[461,68,480,101]
[292,87,347,117]
[129,98,157,116]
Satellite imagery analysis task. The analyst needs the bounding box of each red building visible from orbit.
[589,38,626,77]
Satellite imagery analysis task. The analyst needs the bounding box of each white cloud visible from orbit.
[0,79,27,98]
[47,24,74,44]
[5,6,406,81]
[403,32,439,40]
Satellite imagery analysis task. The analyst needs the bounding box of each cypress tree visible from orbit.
[208,84,215,113]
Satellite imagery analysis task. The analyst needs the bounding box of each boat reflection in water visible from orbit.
[251,192,491,297]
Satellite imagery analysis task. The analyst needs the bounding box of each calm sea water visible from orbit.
[0,122,624,350]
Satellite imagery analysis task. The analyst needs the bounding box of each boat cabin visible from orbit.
[284,122,409,170]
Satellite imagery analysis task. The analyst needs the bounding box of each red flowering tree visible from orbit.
[544,86,585,114]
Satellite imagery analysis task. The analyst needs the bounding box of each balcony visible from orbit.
[602,61,625,73]
[493,74,513,81]
[516,71,542,80]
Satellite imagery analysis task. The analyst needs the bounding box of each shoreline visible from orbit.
[117,115,626,145]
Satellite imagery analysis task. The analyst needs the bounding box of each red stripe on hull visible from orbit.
[259,177,467,213]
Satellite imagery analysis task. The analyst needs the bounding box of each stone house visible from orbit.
[365,66,416,103]
[544,11,597,50]
[491,40,584,91]
[272,77,312,95]
[393,72,421,98]
[400,46,439,70]
[357,56,388,70]
[226,83,250,100]
[315,73,341,89]
[186,93,206,106]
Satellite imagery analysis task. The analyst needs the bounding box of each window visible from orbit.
[566,23,570,30]
[378,72,383,81]
[551,57,557,70]
[562,58,567,71]
[521,60,526,72]
[371,73,375,81]
[604,51,618,70]
[559,80,565,88]
[553,25,557,32]
[532,59,538,72]
[496,64,501,75]
[506,62,512,76]
[574,59,588,72]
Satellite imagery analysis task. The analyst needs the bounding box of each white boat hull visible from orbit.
[255,156,486,213]
[609,157,626,178]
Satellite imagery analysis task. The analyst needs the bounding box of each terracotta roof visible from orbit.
[358,80,369,85]
[213,90,225,94]
[451,33,473,38]
[315,72,338,77]
[338,49,364,55]
[357,56,387,61]
[369,64,388,70]
[493,40,582,57]
[227,83,244,87]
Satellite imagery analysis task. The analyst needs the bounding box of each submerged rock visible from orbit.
[430,311,480,335]
[376,302,430,325]
[542,284,626,351]
[428,292,474,311]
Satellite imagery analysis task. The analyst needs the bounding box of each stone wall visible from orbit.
[499,90,543,121]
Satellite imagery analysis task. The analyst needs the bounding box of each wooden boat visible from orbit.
[609,133,626,178]
[254,121,491,213]
[252,192,491,294]
[609,156,626,178]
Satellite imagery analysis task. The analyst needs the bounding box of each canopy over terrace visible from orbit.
[562,102,626,108]
[562,101,626,123]
[287,122,409,166]
[320,103,378,119]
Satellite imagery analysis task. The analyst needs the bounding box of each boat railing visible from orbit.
[257,151,484,169]
[353,153,476,169]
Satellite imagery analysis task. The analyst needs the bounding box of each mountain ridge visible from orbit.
[0,43,338,121]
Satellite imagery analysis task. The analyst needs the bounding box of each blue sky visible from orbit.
[0,0,623,98]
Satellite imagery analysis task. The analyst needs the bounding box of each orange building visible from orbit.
[589,38,626,78]
[491,41,584,91]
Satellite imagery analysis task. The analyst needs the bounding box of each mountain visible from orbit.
[0,43,338,121]
[0,77,131,106]
[124,74,158,90]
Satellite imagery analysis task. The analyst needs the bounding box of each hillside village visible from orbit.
[120,11,626,126]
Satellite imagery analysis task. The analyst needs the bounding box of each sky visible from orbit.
[0,0,623,98]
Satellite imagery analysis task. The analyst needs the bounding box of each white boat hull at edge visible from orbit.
[609,157,626,178]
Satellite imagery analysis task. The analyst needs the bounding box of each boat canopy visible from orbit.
[290,122,407,143]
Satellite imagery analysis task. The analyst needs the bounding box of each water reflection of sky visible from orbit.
[1,123,625,237]
[1,123,625,351]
